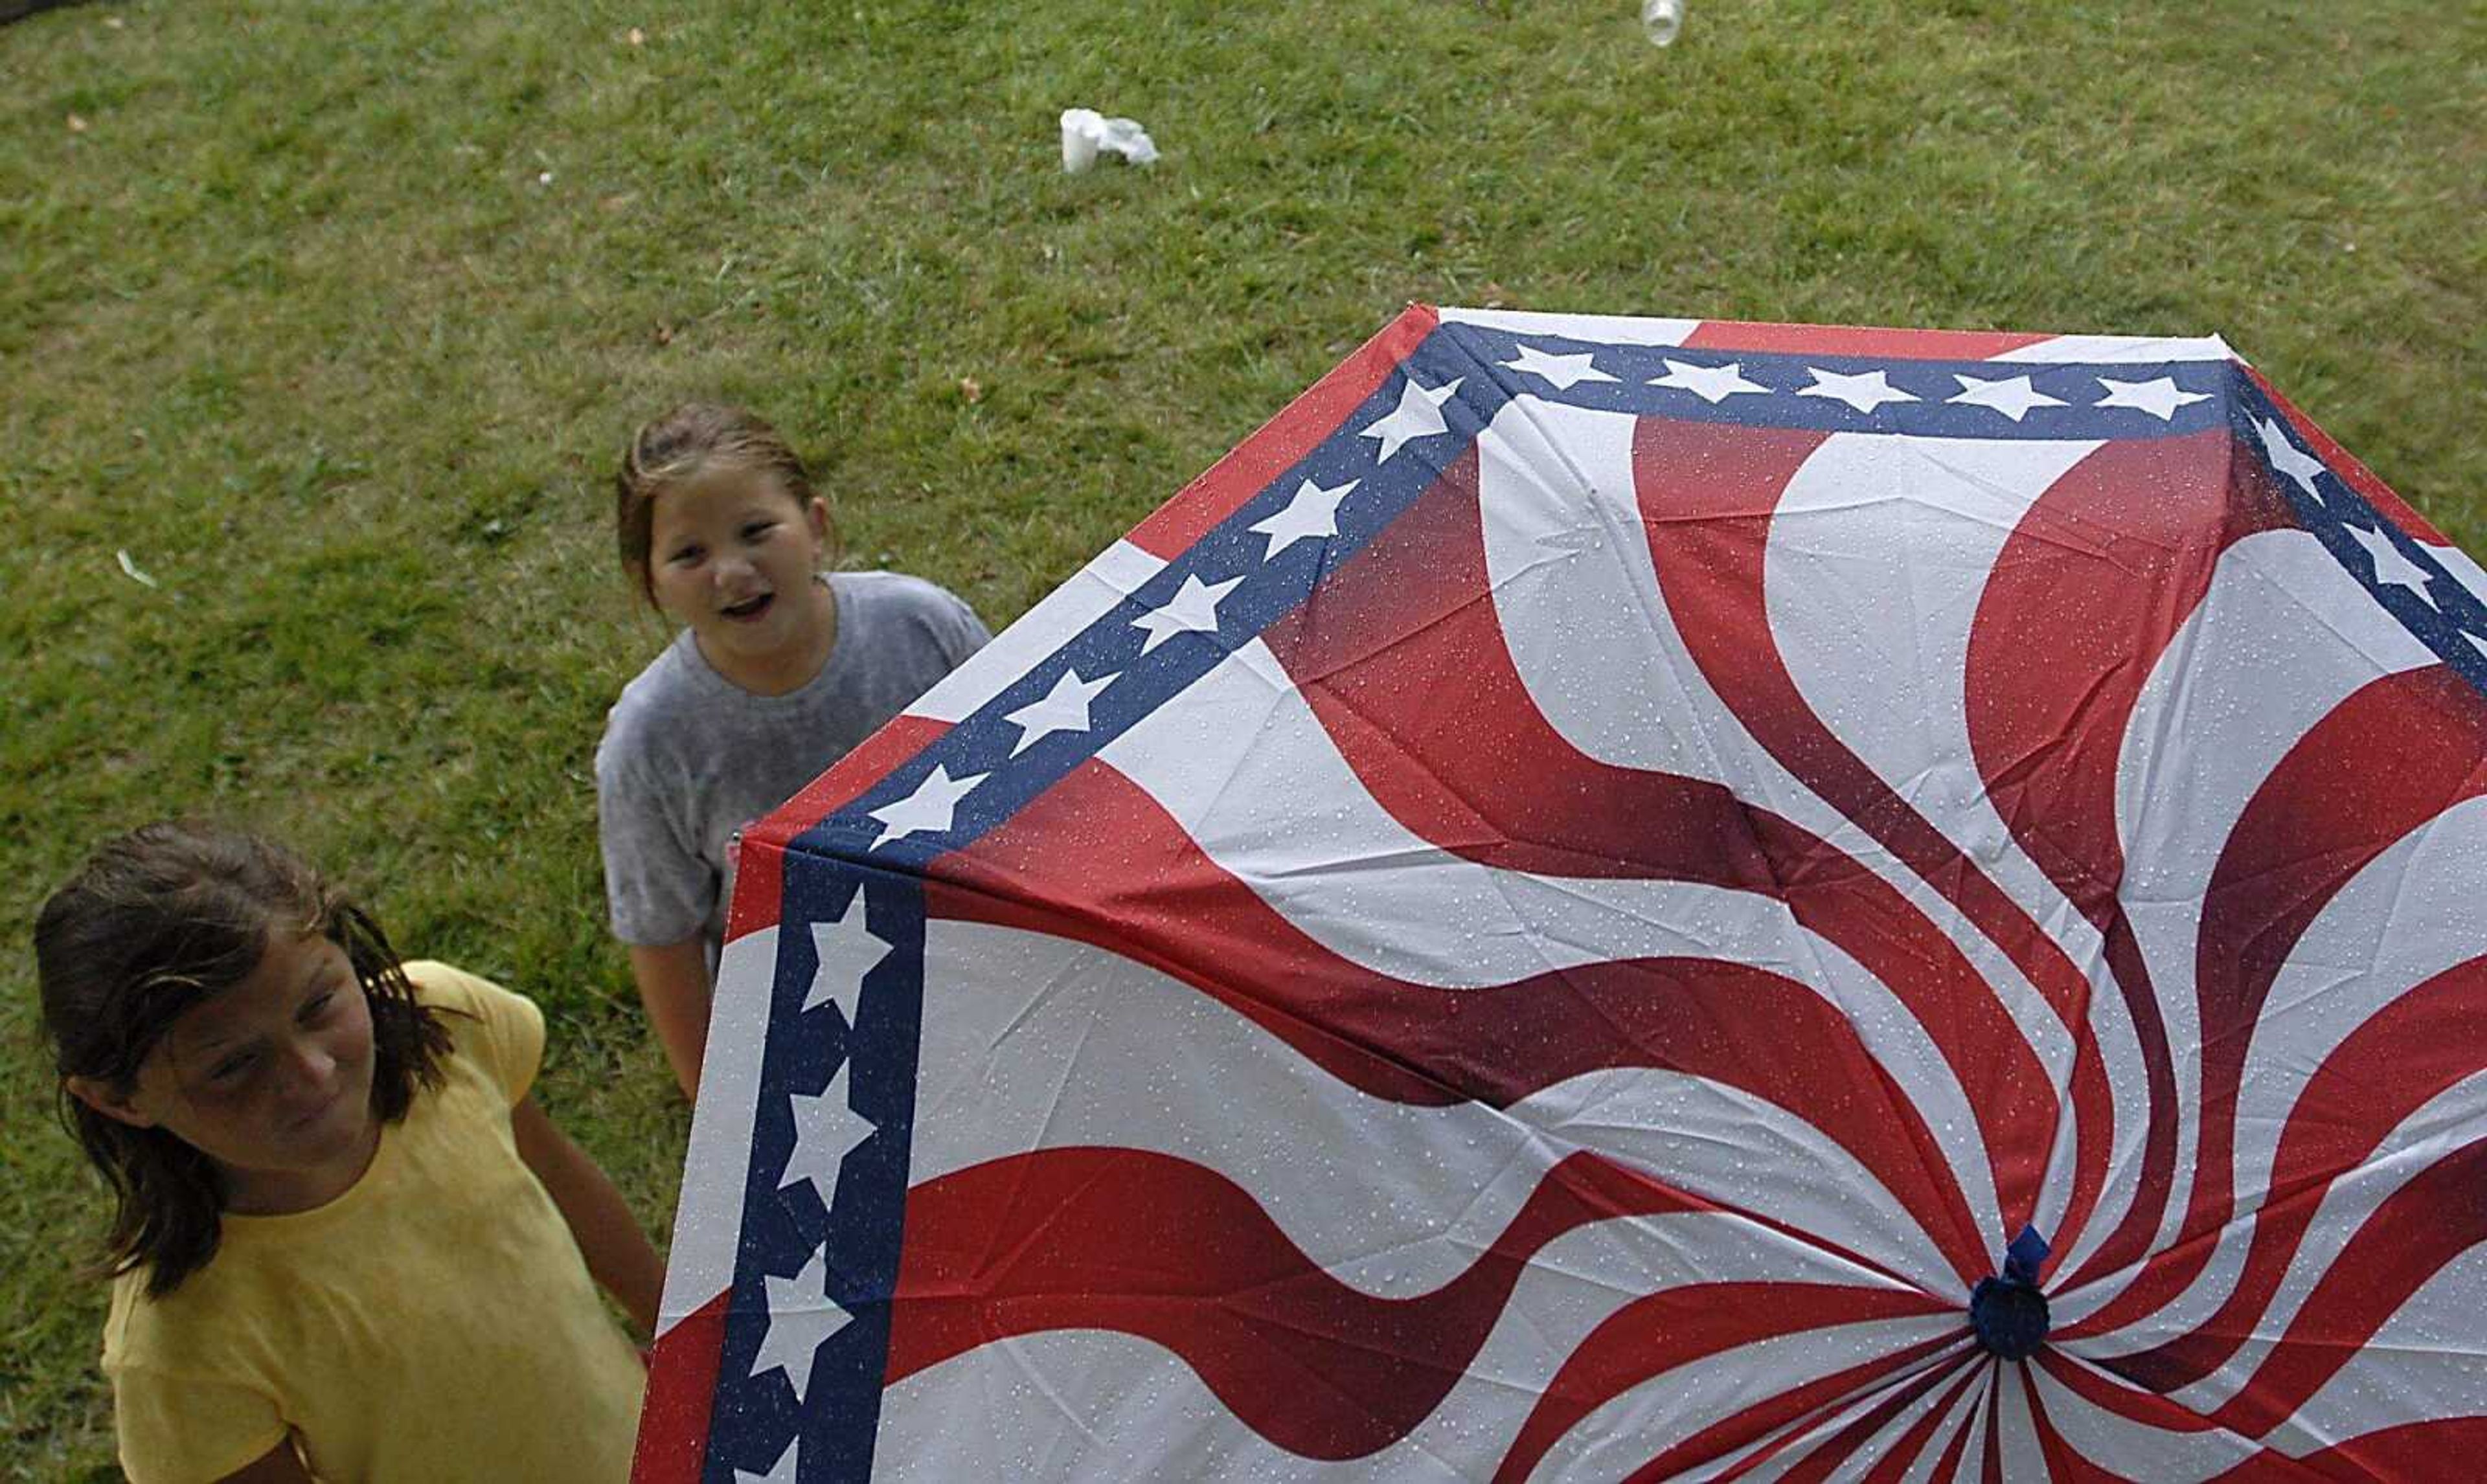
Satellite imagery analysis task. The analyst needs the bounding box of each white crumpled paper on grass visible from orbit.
[1060,108,1158,172]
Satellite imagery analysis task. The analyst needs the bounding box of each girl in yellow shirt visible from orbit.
[34,821,663,1483]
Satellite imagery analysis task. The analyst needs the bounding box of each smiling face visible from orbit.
[642,465,838,694]
[74,929,381,1215]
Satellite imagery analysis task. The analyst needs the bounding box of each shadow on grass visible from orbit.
[3,0,89,25]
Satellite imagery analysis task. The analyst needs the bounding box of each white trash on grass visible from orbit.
[1059,109,1159,173]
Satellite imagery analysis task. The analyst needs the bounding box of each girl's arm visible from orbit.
[512,1096,666,1336]
[628,939,712,1100]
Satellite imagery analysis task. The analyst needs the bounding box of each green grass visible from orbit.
[3,0,2482,1473]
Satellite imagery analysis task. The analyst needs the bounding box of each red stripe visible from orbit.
[1126,304,1440,558]
[2025,1356,2330,1482]
[763,714,955,838]
[1491,1298,1957,1484]
[1709,1345,1979,1483]
[2047,920,2178,1296]
[1261,444,1787,890]
[888,1146,1716,1459]
[1683,320,2058,361]
[1256,440,2060,1246]
[2019,1361,2110,1483]
[2017,1358,2321,1483]
[722,835,786,945]
[2065,665,2487,1340]
[931,758,1993,1285]
[1966,426,2293,1281]
[1856,1364,1988,1484]
[1980,1380,2004,1484]
[1964,427,2286,924]
[2032,1349,2223,1436]
[2106,956,2487,1392]
[1620,1338,1971,1483]
[1631,416,2115,1252]
[628,1290,731,1484]
[2238,1419,2487,1483]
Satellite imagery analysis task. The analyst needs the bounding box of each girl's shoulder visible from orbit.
[102,1261,175,1367]
[607,629,709,716]
[831,570,990,655]
[402,961,544,1105]
[832,568,971,611]
[402,958,528,1019]
[101,1254,268,1370]
[596,631,725,775]
[100,1219,274,1375]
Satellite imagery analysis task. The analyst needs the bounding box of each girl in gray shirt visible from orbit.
[595,403,988,1097]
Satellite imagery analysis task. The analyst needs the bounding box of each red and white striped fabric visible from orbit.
[634,307,2487,1481]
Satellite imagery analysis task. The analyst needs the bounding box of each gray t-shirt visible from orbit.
[595,570,990,958]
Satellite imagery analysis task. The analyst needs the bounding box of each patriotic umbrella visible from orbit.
[633,307,2487,1481]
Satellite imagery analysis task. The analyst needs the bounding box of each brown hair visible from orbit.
[613,402,839,603]
[34,821,457,1296]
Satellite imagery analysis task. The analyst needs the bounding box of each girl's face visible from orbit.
[78,929,381,1215]
[643,466,835,694]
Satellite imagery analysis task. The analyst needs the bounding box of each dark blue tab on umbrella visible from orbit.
[2004,1224,2052,1287]
[1972,1225,2053,1362]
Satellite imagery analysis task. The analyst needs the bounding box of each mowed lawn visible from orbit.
[4,0,2482,1474]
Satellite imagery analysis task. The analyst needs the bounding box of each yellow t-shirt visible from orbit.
[101,961,647,1483]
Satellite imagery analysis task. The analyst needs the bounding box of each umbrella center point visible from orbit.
[1970,1224,2052,1361]
[1969,1275,2050,1360]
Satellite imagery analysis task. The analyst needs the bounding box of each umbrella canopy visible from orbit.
[633,307,2487,1481]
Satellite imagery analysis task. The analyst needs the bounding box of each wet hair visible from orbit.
[34,821,456,1296]
[613,401,840,604]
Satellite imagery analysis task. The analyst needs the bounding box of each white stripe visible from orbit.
[1856,1360,1986,1484]
[2212,1075,2487,1392]
[872,1215,1933,1482]
[1763,429,2138,1252]
[655,926,779,1330]
[1766,432,2102,909]
[2238,794,2487,1208]
[910,539,1165,723]
[882,1330,1460,1483]
[1474,397,1745,778]
[1438,306,1703,346]
[2114,530,2440,896]
[1538,1316,1966,1482]
[1694,1344,1979,1483]
[2263,1242,2487,1456]
[1101,640,2001,1262]
[2034,960,2146,1283]
[2026,1360,2269,1479]
[1913,1370,1990,1484]
[1988,1359,2050,1478]
[1763,432,2120,971]
[1481,398,2095,1239]
[1988,333,2237,366]
[911,917,1956,1292]
[1942,1366,1994,1483]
